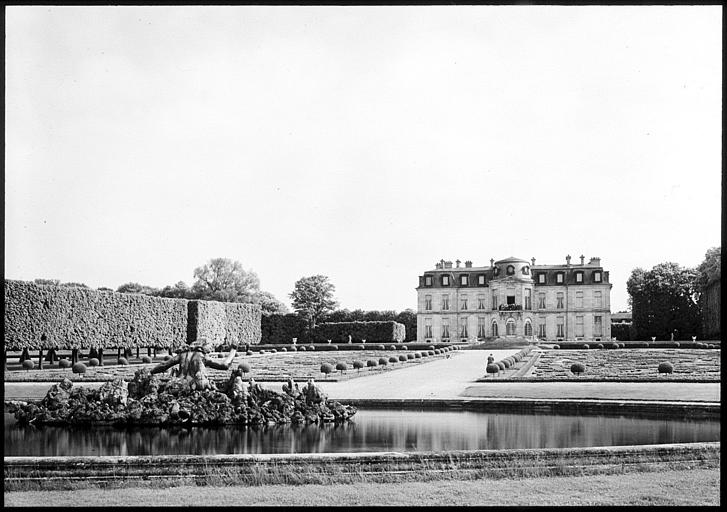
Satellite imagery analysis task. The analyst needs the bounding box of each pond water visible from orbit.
[4,409,719,457]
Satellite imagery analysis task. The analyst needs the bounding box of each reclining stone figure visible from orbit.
[150,337,237,391]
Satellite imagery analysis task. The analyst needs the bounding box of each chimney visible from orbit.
[465,260,472,268]
[531,257,536,266]
[456,259,461,268]
[580,254,585,265]
[566,254,571,266]
[435,262,442,269]
[444,261,453,269]
[490,258,495,267]
[588,257,601,266]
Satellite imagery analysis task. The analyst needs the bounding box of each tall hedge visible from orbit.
[4,279,261,351]
[311,321,406,343]
[261,313,310,344]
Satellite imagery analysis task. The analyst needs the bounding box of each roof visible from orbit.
[494,256,529,264]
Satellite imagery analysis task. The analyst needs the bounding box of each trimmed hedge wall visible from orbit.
[4,279,261,351]
[311,321,406,343]
[261,313,311,344]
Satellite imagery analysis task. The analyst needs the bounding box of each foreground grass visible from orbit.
[3,468,719,506]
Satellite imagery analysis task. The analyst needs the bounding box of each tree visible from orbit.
[290,275,338,328]
[191,258,260,302]
[395,309,418,341]
[60,282,90,288]
[34,279,60,286]
[155,281,192,299]
[696,246,721,293]
[116,282,158,295]
[626,262,701,340]
[253,290,289,316]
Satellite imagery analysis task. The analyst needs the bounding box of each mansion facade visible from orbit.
[416,255,612,342]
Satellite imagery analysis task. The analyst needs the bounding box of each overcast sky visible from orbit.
[4,6,722,313]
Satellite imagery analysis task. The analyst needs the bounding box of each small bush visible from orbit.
[377,345,386,351]
[496,362,505,371]
[414,352,422,359]
[406,353,415,360]
[299,346,306,352]
[401,346,408,350]
[570,362,586,375]
[22,359,35,371]
[596,344,604,349]
[335,362,348,373]
[581,344,590,350]
[281,347,287,352]
[239,363,251,374]
[330,345,339,351]
[271,349,277,353]
[658,362,674,374]
[428,345,435,350]
[378,357,388,366]
[59,358,72,368]
[88,358,99,367]
[141,356,152,363]
[398,355,407,362]
[246,350,254,355]
[118,357,129,366]
[72,362,87,374]
[552,345,560,349]
[434,349,441,354]
[502,359,511,369]
[366,359,378,368]
[486,363,499,374]
[388,356,398,363]
[308,346,316,351]
[428,350,435,356]
[389,345,397,351]
[320,363,334,375]
[672,342,680,348]
[609,342,619,349]
[353,360,364,371]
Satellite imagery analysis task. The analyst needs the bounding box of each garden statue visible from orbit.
[150,337,237,391]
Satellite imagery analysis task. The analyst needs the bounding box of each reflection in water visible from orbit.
[4,410,719,457]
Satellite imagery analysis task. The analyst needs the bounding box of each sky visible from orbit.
[4,6,722,314]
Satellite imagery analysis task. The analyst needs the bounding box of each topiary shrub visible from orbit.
[281,347,288,352]
[552,345,560,349]
[377,345,386,351]
[581,344,590,350]
[406,353,415,360]
[271,349,277,353]
[320,363,333,375]
[88,358,99,367]
[671,342,680,348]
[22,359,35,371]
[366,359,378,368]
[353,360,364,372]
[428,350,435,356]
[308,346,316,351]
[389,356,398,363]
[398,355,407,362]
[496,362,505,371]
[246,350,254,355]
[72,362,87,374]
[335,362,348,374]
[486,363,499,375]
[299,346,306,352]
[658,362,674,374]
[502,359,511,369]
[414,352,422,359]
[401,346,408,350]
[596,344,604,349]
[609,342,619,349]
[141,356,152,363]
[378,357,388,366]
[118,357,129,366]
[428,345,435,350]
[389,345,397,351]
[570,362,586,375]
[239,363,251,375]
[59,358,72,368]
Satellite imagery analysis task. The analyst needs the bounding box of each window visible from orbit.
[478,317,487,338]
[538,321,546,338]
[441,318,450,339]
[538,273,546,284]
[524,320,533,336]
[424,319,432,338]
[460,295,468,310]
[575,272,583,283]
[557,317,564,338]
[442,275,450,286]
[506,319,516,335]
[424,276,432,286]
[525,289,532,310]
[477,295,486,310]
[460,318,468,338]
[594,316,603,336]
[441,295,449,311]
[594,291,603,308]
[538,293,546,309]
[507,295,516,305]
[478,274,486,285]
[522,266,530,275]
[593,271,602,283]
[556,273,564,284]
[556,292,564,309]
[575,316,584,337]
[492,294,498,310]
[506,265,515,275]
[491,321,498,337]
[460,275,469,286]
[494,266,500,276]
[576,291,583,309]
[425,295,432,311]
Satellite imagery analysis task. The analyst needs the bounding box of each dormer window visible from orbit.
[537,273,546,284]
[460,275,469,286]
[575,272,583,283]
[522,266,530,275]
[506,265,515,276]
[494,267,500,276]
[425,276,432,286]
[442,275,450,286]
[556,272,564,284]
[477,274,486,286]
[593,271,602,283]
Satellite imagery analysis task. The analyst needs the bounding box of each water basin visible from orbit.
[4,409,719,457]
